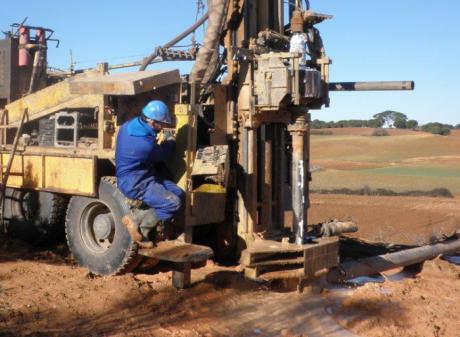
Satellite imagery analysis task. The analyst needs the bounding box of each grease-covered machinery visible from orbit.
[0,1,424,288]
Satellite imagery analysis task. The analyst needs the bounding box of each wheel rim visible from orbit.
[79,201,116,254]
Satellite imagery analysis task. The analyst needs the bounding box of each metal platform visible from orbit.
[138,240,214,289]
[138,240,213,263]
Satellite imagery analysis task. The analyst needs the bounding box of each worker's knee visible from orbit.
[163,193,182,213]
[163,181,185,200]
[175,188,185,201]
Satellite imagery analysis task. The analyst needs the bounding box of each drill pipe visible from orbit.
[329,81,415,91]
[289,114,309,245]
[327,238,460,283]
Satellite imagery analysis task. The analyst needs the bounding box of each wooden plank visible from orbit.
[304,238,339,278]
[245,266,305,281]
[305,244,339,277]
[244,237,339,256]
[69,70,181,95]
[138,240,213,263]
[240,243,304,266]
[241,237,339,279]
[259,268,305,281]
[244,266,260,280]
[243,240,306,255]
[241,249,305,266]
[247,257,304,268]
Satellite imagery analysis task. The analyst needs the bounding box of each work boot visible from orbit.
[121,215,154,248]
[122,208,159,249]
[137,209,160,241]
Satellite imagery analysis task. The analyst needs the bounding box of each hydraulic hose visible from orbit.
[189,0,227,84]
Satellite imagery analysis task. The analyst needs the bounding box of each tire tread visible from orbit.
[65,176,141,276]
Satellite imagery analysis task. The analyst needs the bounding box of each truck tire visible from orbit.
[4,188,68,245]
[65,177,141,275]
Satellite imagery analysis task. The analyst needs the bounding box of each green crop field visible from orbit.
[310,130,460,196]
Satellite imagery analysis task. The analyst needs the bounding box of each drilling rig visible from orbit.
[2,1,457,289]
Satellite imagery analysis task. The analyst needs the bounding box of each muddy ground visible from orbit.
[310,194,460,246]
[0,194,459,337]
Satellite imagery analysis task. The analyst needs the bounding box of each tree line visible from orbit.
[312,110,459,136]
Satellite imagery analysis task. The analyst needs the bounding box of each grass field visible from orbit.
[310,129,460,196]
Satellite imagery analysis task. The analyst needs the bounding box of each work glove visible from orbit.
[156,129,176,144]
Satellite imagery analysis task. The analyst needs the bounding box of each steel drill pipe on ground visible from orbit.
[190,0,227,84]
[329,81,415,91]
[327,238,460,283]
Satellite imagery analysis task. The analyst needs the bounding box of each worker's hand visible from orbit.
[156,129,176,144]
[156,131,167,144]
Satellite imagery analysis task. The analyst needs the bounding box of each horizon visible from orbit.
[311,115,459,126]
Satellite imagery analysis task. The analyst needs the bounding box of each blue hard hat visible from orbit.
[142,100,171,124]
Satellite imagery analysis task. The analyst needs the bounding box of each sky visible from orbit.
[1,0,459,125]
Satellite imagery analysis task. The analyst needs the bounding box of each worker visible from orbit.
[115,100,184,247]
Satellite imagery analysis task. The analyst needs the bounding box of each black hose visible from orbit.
[139,12,209,71]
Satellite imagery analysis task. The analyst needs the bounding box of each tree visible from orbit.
[373,110,408,128]
[406,120,419,129]
[311,119,327,129]
[393,118,407,129]
[455,124,460,129]
[422,122,452,136]
[367,118,384,128]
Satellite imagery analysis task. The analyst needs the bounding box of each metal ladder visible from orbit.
[0,108,28,229]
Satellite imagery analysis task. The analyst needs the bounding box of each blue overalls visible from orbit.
[115,117,184,221]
